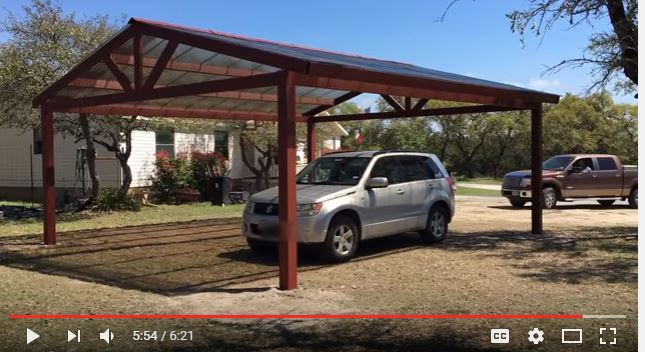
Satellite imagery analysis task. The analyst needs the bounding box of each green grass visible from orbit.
[455,177,501,185]
[455,187,502,197]
[0,202,245,237]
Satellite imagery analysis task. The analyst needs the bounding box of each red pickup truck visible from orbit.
[502,154,638,209]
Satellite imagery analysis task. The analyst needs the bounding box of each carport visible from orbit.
[32,18,559,290]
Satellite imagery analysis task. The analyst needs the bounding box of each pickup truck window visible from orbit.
[542,156,574,170]
[597,157,618,170]
[572,158,595,171]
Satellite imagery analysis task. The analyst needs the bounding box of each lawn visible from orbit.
[0,201,245,237]
[454,187,501,197]
[454,176,501,185]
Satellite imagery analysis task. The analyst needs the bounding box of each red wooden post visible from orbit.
[41,107,56,245]
[531,105,543,234]
[307,119,317,162]
[277,71,298,290]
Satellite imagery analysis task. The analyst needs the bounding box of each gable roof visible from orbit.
[33,18,559,120]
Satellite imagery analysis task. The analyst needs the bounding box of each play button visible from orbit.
[26,329,40,344]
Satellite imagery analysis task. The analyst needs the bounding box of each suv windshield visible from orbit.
[542,156,575,171]
[297,157,371,185]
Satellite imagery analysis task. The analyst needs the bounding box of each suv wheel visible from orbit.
[321,216,359,263]
[629,186,638,209]
[420,206,448,244]
[542,187,557,209]
[509,198,526,207]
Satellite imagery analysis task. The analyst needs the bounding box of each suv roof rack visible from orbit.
[374,149,429,155]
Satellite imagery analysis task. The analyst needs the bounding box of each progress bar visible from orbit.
[8,313,626,320]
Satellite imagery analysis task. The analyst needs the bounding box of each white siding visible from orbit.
[0,128,121,191]
[128,130,156,187]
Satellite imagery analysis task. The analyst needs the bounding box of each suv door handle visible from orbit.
[396,189,405,195]
[428,184,435,189]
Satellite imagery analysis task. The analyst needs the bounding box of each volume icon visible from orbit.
[99,328,114,344]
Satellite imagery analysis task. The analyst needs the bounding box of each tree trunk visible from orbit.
[117,155,132,197]
[605,0,638,85]
[78,114,100,199]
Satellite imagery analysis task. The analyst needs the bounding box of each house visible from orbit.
[0,122,348,202]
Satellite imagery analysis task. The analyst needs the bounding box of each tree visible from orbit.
[440,0,637,94]
[507,0,637,93]
[0,0,118,200]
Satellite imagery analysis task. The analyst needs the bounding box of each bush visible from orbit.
[190,151,230,199]
[150,151,197,203]
[95,188,141,212]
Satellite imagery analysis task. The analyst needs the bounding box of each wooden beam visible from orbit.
[133,33,143,89]
[307,119,317,162]
[60,103,308,122]
[381,95,404,112]
[294,73,538,109]
[68,78,334,105]
[302,91,361,116]
[277,71,298,290]
[312,104,523,123]
[32,25,136,106]
[46,71,283,110]
[412,98,429,111]
[41,107,56,245]
[142,41,179,90]
[404,97,412,110]
[307,62,560,105]
[111,53,264,77]
[103,56,133,91]
[531,104,543,235]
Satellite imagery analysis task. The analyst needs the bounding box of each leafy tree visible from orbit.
[441,0,637,94]
[0,0,119,200]
[508,0,638,94]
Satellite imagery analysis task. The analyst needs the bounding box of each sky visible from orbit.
[0,0,636,107]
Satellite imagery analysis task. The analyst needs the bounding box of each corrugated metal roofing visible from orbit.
[131,18,556,98]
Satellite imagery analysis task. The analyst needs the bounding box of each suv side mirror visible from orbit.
[569,166,582,174]
[366,177,389,188]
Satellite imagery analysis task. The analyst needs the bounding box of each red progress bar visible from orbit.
[10,314,583,319]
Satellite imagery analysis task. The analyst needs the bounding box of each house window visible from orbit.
[214,130,229,158]
[155,129,174,157]
[33,127,42,154]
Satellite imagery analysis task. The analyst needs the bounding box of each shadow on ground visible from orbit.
[0,218,637,295]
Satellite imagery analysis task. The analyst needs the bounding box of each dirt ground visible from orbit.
[0,196,637,351]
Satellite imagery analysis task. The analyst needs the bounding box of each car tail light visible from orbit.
[446,176,457,191]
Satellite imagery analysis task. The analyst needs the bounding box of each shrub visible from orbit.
[190,151,230,199]
[150,150,181,203]
[94,188,141,212]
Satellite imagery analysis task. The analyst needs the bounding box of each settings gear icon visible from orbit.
[528,328,545,344]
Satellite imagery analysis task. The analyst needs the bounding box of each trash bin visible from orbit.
[210,176,232,206]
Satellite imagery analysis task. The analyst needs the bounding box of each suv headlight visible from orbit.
[297,203,322,217]
[520,177,531,187]
[244,201,254,215]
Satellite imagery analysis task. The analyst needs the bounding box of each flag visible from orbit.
[355,127,363,145]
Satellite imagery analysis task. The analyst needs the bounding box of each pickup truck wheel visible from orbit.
[246,238,275,253]
[542,187,557,209]
[597,200,615,206]
[509,198,526,207]
[420,206,448,244]
[321,216,359,263]
[628,186,638,209]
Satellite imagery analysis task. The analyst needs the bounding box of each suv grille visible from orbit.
[254,203,279,216]
[502,176,521,189]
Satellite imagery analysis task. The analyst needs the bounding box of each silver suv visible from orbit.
[242,151,456,262]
